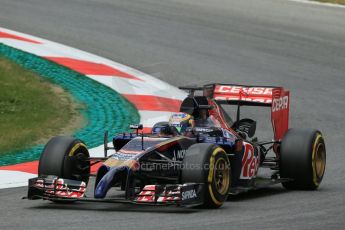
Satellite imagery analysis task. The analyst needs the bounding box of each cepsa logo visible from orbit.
[215,85,273,95]
[240,143,259,179]
[214,86,273,103]
[272,96,289,112]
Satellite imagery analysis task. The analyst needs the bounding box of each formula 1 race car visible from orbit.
[27,84,326,208]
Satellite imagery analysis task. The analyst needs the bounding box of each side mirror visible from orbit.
[130,124,143,136]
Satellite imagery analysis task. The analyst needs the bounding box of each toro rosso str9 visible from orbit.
[27,84,326,208]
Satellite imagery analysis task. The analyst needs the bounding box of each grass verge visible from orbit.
[0,44,140,166]
[0,56,84,154]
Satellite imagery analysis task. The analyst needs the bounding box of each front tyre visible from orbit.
[280,129,326,190]
[38,136,90,184]
[181,143,231,208]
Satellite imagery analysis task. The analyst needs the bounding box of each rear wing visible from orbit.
[213,84,290,140]
[180,84,290,140]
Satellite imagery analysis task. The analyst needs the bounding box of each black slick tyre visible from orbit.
[280,129,326,190]
[38,136,90,184]
[181,143,231,208]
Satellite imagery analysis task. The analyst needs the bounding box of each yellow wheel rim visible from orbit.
[314,142,326,180]
[213,158,230,195]
[68,143,87,156]
[312,134,326,186]
[208,147,230,206]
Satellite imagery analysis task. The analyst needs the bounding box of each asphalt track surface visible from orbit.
[1,0,345,229]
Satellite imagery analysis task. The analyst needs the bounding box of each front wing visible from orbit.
[27,176,204,207]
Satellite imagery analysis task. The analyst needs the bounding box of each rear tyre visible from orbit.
[280,129,326,190]
[181,143,231,208]
[38,136,90,184]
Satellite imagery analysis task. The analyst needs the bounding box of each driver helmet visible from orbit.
[168,112,194,134]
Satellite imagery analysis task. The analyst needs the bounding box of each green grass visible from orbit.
[0,56,84,154]
[0,44,140,165]
[313,0,345,4]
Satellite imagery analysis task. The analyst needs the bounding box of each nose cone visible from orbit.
[94,166,128,198]
[94,180,108,198]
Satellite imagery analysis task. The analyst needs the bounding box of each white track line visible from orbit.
[0,171,37,189]
[288,0,345,9]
